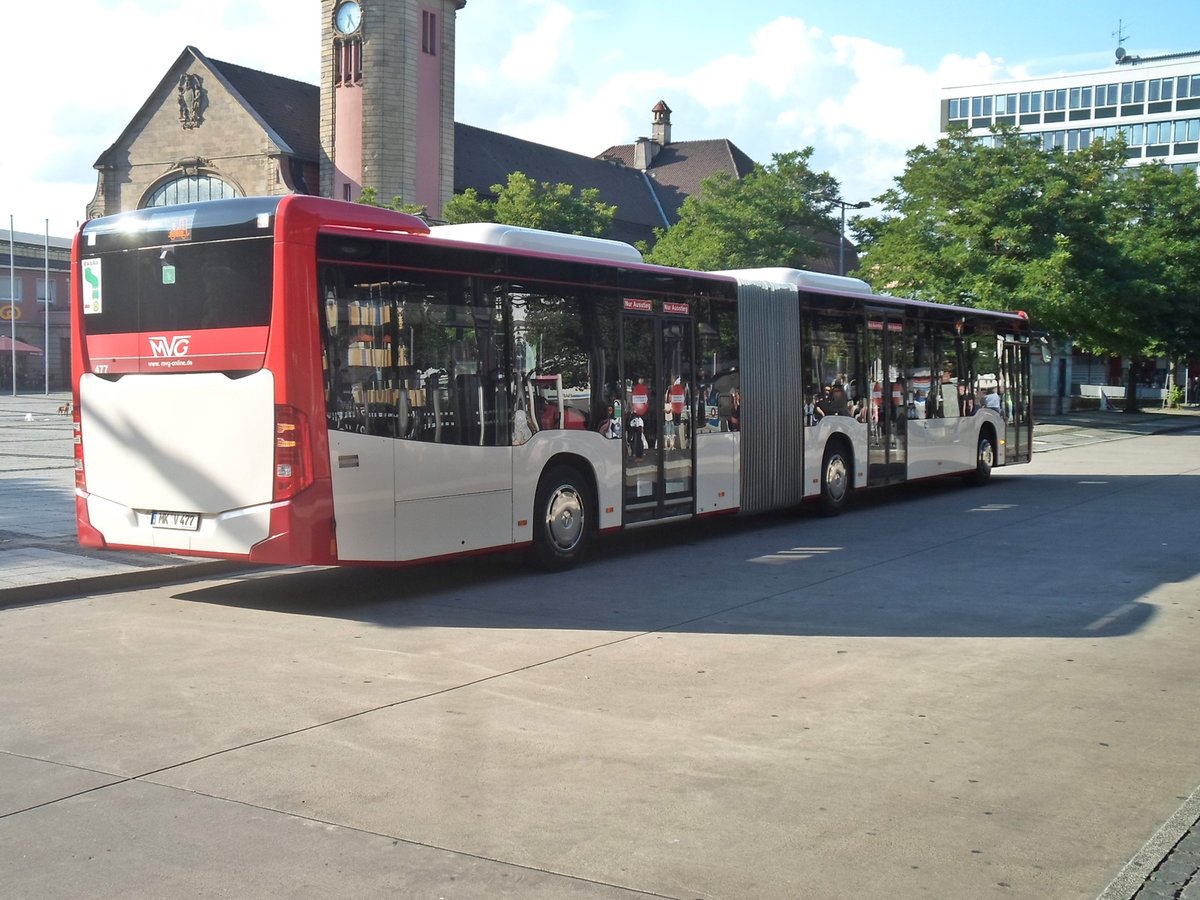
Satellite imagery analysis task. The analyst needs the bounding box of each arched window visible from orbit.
[144,174,241,208]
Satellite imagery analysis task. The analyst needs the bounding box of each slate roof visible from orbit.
[597,139,759,221]
[208,57,321,163]
[106,49,800,252]
[455,123,677,244]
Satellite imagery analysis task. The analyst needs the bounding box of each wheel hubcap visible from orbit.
[825,455,848,503]
[979,440,994,470]
[545,485,584,552]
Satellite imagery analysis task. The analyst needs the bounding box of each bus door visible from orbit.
[866,313,907,484]
[621,303,694,524]
[1000,337,1032,463]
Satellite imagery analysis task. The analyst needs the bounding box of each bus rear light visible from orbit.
[72,411,86,491]
[274,404,313,501]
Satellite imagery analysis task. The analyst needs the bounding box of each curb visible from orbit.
[1032,415,1200,445]
[1097,785,1200,900]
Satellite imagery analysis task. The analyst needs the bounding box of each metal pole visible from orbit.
[44,219,49,395]
[838,203,847,276]
[9,215,15,397]
[830,198,868,277]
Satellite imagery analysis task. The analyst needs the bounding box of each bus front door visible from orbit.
[622,311,694,525]
[1000,338,1032,463]
[867,313,907,484]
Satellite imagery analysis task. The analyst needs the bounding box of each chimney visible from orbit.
[634,137,656,170]
[651,100,672,146]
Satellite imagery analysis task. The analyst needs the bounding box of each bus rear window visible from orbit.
[82,238,273,335]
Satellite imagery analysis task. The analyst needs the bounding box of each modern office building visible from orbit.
[940,47,1200,175]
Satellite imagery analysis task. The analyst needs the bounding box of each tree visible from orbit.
[442,172,616,237]
[855,127,1124,325]
[441,172,618,413]
[356,187,427,218]
[854,126,1200,413]
[644,149,840,271]
[1107,163,1200,404]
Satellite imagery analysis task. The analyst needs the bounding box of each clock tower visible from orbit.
[320,0,465,219]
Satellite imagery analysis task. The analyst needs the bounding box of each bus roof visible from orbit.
[80,196,287,243]
[428,223,644,266]
[80,196,432,249]
[721,265,1028,325]
[720,267,874,294]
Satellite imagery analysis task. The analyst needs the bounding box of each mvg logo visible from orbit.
[147,335,191,357]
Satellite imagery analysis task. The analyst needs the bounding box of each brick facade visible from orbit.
[321,0,463,217]
[89,48,318,219]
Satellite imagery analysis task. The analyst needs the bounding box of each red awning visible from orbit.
[0,335,44,355]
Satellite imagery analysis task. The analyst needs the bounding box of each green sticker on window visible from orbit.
[81,258,102,314]
[162,265,176,285]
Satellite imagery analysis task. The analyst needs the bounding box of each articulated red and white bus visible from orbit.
[71,196,1032,570]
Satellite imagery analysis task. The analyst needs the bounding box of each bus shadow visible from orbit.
[175,468,1199,641]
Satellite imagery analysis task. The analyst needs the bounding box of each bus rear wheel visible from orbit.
[966,433,994,486]
[820,443,851,516]
[532,465,592,571]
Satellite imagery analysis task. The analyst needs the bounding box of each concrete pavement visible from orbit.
[3,391,1200,898]
[1,395,1200,898]
[3,390,1199,607]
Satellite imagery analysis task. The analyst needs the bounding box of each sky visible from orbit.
[4,0,1199,238]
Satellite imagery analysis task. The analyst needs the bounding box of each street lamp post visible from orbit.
[828,197,870,276]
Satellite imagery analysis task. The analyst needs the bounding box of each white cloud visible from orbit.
[6,1,1027,238]
[937,51,1023,92]
[498,3,575,83]
[1,0,316,234]
[455,11,958,208]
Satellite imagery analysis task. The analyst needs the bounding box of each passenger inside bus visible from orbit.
[598,406,620,439]
[910,390,927,419]
[813,386,836,419]
[830,378,850,414]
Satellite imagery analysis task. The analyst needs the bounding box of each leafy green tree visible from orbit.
[1108,164,1200,398]
[441,172,618,418]
[356,187,427,218]
[644,149,839,270]
[854,126,1200,412]
[442,172,616,237]
[854,127,1122,325]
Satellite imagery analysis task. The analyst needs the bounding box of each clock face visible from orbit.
[335,1,362,34]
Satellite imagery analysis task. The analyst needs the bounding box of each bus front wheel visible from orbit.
[820,443,851,516]
[532,465,592,571]
[966,433,994,486]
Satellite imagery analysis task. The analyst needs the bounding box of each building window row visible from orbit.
[947,72,1200,122]
[1023,117,1200,152]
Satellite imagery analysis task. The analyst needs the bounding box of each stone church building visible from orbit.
[88,0,845,269]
